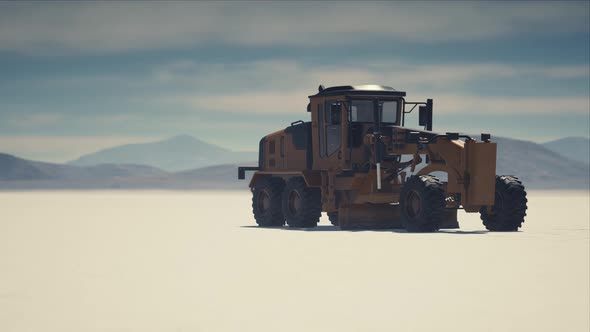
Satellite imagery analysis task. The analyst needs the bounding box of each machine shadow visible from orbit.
[240,225,488,234]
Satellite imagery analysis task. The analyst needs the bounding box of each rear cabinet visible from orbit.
[263,123,311,171]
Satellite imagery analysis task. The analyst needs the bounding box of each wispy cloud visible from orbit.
[433,95,590,115]
[152,59,590,87]
[7,113,62,128]
[173,92,589,115]
[4,58,587,124]
[152,59,590,115]
[0,2,587,55]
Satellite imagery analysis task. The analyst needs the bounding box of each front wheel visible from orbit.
[480,175,527,231]
[400,175,445,232]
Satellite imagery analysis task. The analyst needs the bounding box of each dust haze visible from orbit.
[0,190,588,332]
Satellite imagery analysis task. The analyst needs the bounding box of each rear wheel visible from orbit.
[400,175,445,232]
[480,175,527,231]
[282,177,321,228]
[252,177,285,226]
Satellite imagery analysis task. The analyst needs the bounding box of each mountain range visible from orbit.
[0,152,255,190]
[0,135,588,190]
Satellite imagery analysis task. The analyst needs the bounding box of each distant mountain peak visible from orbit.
[166,134,199,142]
[165,134,228,149]
[67,134,254,171]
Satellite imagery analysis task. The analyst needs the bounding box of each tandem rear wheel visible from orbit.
[252,177,285,227]
[282,177,322,228]
[252,176,322,228]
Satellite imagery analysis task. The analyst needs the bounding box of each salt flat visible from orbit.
[0,190,588,332]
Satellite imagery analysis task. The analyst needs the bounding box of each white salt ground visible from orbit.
[0,190,588,332]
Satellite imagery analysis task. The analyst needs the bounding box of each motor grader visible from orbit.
[238,85,527,232]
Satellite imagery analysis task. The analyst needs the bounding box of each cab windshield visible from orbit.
[350,100,398,123]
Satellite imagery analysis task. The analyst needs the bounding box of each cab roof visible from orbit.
[309,84,406,98]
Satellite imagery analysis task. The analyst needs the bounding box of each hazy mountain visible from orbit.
[68,135,254,171]
[0,153,169,189]
[542,137,589,165]
[0,153,55,180]
[493,136,589,189]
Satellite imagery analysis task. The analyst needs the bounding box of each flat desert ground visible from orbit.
[1,190,588,332]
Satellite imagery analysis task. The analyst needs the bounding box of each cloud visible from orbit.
[174,91,589,116]
[152,59,589,89]
[152,59,590,115]
[432,95,590,115]
[0,2,587,55]
[169,90,310,114]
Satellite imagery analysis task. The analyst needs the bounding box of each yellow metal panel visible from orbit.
[465,141,496,206]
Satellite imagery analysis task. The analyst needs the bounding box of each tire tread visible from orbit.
[283,177,321,228]
[480,175,528,231]
[401,175,445,232]
[252,177,285,226]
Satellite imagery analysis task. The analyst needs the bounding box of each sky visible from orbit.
[0,1,589,162]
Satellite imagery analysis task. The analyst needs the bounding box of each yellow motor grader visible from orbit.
[239,85,527,232]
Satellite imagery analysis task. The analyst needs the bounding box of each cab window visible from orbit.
[351,100,398,123]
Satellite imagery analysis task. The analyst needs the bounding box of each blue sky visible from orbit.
[0,1,589,162]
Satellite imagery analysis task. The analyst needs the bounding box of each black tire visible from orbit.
[282,177,321,228]
[400,175,445,232]
[252,177,285,227]
[480,175,527,231]
[327,212,339,226]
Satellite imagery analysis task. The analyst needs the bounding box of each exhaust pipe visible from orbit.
[373,99,382,190]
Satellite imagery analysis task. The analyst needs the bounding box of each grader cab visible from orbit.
[238,85,527,232]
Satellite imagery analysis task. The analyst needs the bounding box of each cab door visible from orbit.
[313,98,347,170]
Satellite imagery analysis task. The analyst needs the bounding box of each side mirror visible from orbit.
[419,99,433,131]
[419,106,428,126]
[330,104,341,125]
